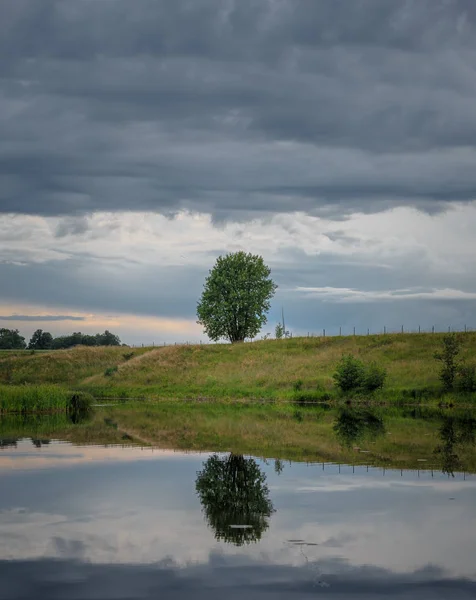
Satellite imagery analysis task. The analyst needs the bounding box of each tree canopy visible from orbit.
[28,329,53,350]
[197,251,277,343]
[0,329,26,350]
[51,330,121,349]
[195,453,274,546]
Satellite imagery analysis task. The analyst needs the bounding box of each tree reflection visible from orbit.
[333,406,386,448]
[0,438,18,449]
[434,414,476,477]
[195,453,274,546]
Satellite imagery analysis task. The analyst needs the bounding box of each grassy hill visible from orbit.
[1,332,475,403]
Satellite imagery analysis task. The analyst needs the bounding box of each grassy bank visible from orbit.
[0,333,475,403]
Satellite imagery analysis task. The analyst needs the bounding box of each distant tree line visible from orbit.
[0,328,121,350]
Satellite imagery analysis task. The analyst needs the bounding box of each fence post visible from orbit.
[418,325,420,333]
[339,326,341,336]
[384,326,386,335]
[353,327,355,336]
[432,326,434,334]
[367,328,369,336]
[323,329,325,338]
[465,324,467,333]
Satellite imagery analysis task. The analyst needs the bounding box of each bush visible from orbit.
[434,334,462,392]
[458,364,476,393]
[122,352,134,361]
[333,355,387,394]
[364,362,387,392]
[68,392,94,414]
[293,379,303,392]
[333,355,366,393]
[104,366,118,377]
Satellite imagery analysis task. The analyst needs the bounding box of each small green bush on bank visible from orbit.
[333,355,387,395]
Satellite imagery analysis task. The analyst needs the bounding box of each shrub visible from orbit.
[457,364,476,393]
[434,334,462,392]
[364,362,387,392]
[104,366,118,377]
[122,352,134,361]
[68,392,94,418]
[293,379,303,392]
[333,355,366,393]
[333,355,386,394]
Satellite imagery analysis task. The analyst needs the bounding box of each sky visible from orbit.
[1,0,476,345]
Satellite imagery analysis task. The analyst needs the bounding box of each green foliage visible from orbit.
[434,334,462,391]
[293,379,303,392]
[28,329,53,350]
[364,362,387,392]
[104,366,118,377]
[0,328,26,350]
[122,352,135,361]
[52,330,121,349]
[333,354,366,392]
[68,392,94,415]
[275,322,285,339]
[195,453,274,545]
[0,385,69,414]
[197,252,277,343]
[333,355,387,394]
[458,364,476,393]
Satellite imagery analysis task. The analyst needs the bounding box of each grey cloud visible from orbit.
[55,217,89,238]
[1,1,476,218]
[0,557,474,599]
[0,315,84,322]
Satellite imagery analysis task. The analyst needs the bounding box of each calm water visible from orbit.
[1,435,476,599]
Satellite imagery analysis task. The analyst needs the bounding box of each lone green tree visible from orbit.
[197,252,277,343]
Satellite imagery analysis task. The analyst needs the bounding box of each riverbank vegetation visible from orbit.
[0,333,475,404]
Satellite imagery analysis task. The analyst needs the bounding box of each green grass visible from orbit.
[0,333,475,404]
[0,385,70,414]
[0,346,150,386]
[0,385,94,415]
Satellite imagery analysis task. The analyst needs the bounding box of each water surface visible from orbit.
[1,433,476,599]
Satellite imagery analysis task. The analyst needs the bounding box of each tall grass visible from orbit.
[0,385,70,414]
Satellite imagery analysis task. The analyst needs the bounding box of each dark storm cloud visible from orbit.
[1,0,476,218]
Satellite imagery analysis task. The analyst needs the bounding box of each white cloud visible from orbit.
[295,286,476,303]
[2,203,476,272]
